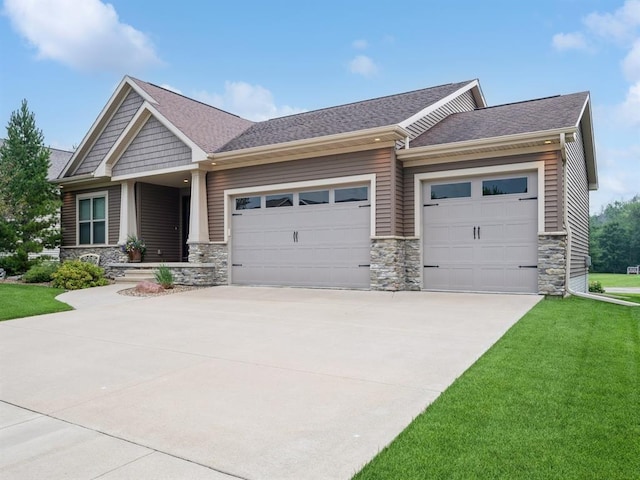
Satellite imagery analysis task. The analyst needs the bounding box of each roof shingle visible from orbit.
[129,78,254,154]
[218,81,474,152]
[410,92,589,148]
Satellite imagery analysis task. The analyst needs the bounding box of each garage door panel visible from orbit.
[423,171,538,293]
[231,190,370,288]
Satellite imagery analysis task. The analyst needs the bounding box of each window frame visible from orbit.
[76,191,109,245]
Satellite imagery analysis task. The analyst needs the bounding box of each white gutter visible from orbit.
[561,133,638,307]
[397,127,576,161]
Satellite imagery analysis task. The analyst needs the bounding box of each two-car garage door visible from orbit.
[422,172,539,293]
[231,185,371,288]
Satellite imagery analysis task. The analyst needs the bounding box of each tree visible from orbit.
[0,99,60,274]
[590,195,640,272]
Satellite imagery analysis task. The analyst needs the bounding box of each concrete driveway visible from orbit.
[0,287,541,479]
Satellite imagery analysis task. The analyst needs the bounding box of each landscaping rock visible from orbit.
[134,281,164,294]
[0,268,5,280]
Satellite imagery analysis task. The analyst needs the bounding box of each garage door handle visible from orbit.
[358,264,370,267]
[423,265,439,268]
[478,226,480,239]
[519,196,538,201]
[473,226,476,239]
[519,265,538,268]
[232,263,242,267]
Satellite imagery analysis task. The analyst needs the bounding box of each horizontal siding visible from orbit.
[74,90,143,176]
[60,185,121,246]
[138,183,181,262]
[113,116,191,176]
[397,90,477,148]
[402,151,560,236]
[566,128,590,279]
[207,148,394,241]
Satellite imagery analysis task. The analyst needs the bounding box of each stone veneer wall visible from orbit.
[188,243,228,285]
[60,246,127,277]
[109,263,216,286]
[538,234,567,296]
[370,238,405,291]
[404,239,421,291]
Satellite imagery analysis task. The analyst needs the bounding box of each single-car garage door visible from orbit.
[422,172,538,293]
[231,185,371,288]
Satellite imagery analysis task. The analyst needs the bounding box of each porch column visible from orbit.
[118,180,137,244]
[188,169,210,243]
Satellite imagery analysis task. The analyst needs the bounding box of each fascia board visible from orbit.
[397,127,578,161]
[210,125,408,163]
[398,80,482,129]
[577,96,598,190]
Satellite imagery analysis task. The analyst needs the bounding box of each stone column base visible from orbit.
[538,234,567,296]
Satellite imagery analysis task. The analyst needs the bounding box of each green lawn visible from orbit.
[0,284,73,321]
[589,272,640,288]
[353,297,640,480]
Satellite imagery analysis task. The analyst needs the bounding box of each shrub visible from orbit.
[589,280,605,293]
[51,260,110,290]
[23,261,60,283]
[0,253,30,276]
[154,264,174,289]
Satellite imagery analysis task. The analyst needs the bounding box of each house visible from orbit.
[0,139,72,259]
[55,76,597,295]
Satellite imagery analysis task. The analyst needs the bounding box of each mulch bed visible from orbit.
[117,285,205,297]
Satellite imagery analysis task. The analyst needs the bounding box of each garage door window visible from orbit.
[335,186,368,203]
[482,177,527,196]
[266,193,293,208]
[236,196,261,210]
[431,182,471,199]
[299,190,329,205]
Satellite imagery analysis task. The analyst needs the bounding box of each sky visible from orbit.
[0,0,638,214]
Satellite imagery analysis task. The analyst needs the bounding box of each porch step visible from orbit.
[115,268,156,283]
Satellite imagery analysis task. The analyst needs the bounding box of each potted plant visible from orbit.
[122,235,146,263]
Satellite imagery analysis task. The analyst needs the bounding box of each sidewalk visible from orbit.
[56,284,144,309]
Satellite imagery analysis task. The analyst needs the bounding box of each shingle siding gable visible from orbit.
[72,90,144,176]
[112,116,191,176]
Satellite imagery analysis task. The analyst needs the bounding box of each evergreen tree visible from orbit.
[0,99,60,273]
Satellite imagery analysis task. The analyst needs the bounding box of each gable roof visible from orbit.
[218,81,476,152]
[0,139,72,180]
[410,92,589,147]
[129,78,253,153]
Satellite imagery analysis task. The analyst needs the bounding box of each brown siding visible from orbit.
[61,185,121,246]
[566,128,590,278]
[393,152,404,236]
[73,90,143,176]
[207,148,394,241]
[112,116,191,176]
[402,151,561,236]
[138,183,181,262]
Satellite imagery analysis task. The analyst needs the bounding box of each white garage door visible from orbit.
[231,186,371,288]
[422,172,538,293]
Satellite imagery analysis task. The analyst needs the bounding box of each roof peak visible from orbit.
[128,76,251,122]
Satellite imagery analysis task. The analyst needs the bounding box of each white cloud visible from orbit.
[352,39,368,49]
[584,0,640,44]
[623,39,640,81]
[348,55,378,77]
[3,0,161,72]
[552,32,588,51]
[195,81,306,121]
[618,81,640,124]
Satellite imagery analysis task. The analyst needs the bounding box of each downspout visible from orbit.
[561,132,638,307]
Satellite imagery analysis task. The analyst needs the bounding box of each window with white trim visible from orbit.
[77,192,108,245]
